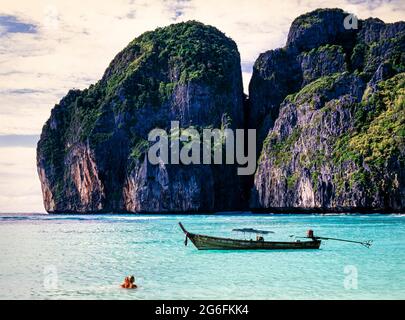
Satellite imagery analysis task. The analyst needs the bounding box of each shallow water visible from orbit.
[0,213,404,300]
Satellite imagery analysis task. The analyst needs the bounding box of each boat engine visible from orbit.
[307,229,314,238]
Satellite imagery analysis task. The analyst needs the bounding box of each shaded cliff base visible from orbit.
[250,207,405,214]
[47,207,405,214]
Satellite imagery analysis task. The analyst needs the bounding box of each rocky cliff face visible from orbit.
[38,9,405,213]
[251,8,405,211]
[37,21,245,213]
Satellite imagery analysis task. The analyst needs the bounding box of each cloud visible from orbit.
[0,147,44,213]
[0,88,45,95]
[163,0,192,20]
[1,0,404,135]
[0,0,404,212]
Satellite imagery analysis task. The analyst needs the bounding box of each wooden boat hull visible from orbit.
[179,223,321,250]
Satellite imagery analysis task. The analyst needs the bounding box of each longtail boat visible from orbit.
[179,222,321,250]
[179,223,373,250]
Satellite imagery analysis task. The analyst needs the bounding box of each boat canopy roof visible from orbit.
[232,228,274,234]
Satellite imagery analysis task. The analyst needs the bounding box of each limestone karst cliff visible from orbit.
[37,9,405,213]
[37,21,245,213]
[250,8,405,211]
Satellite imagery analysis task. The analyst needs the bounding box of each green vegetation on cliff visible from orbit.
[104,21,239,112]
[37,20,244,213]
[334,73,405,170]
[39,21,240,165]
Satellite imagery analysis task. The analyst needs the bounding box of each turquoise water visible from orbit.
[0,213,404,300]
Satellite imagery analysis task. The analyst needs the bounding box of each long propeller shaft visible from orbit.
[292,235,373,248]
[315,236,373,248]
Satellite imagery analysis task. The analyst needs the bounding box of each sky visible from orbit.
[0,0,404,213]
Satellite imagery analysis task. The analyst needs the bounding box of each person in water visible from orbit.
[121,275,137,289]
[121,276,130,288]
[129,276,137,288]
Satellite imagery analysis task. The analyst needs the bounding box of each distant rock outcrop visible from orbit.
[250,8,405,212]
[37,9,405,213]
[37,21,245,213]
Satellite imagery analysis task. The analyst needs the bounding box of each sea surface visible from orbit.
[0,213,404,300]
